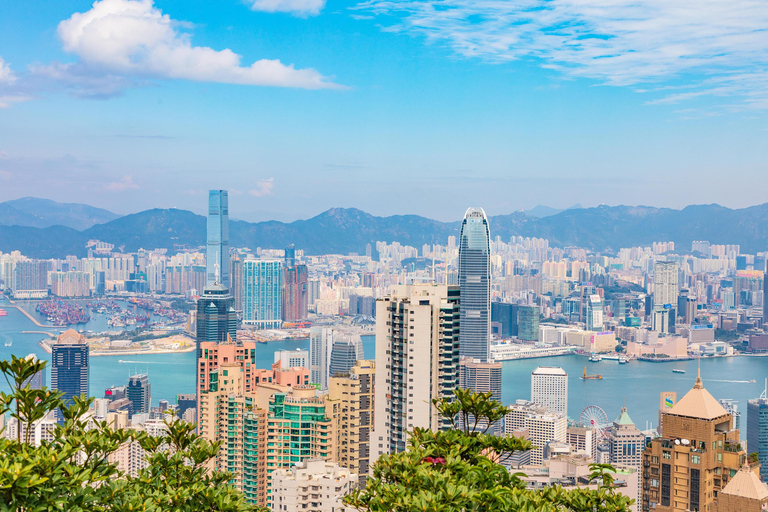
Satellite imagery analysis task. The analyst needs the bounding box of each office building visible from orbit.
[206,190,229,288]
[270,460,357,512]
[504,400,567,466]
[274,349,309,370]
[328,360,375,486]
[458,207,491,362]
[585,295,604,331]
[23,353,45,389]
[642,371,749,512]
[719,398,740,431]
[309,327,334,390]
[373,283,460,458]
[282,244,308,323]
[459,357,502,434]
[329,333,364,378]
[242,259,283,329]
[748,388,768,483]
[176,393,196,419]
[195,283,237,344]
[608,406,645,468]
[518,305,540,341]
[51,329,89,420]
[491,302,519,337]
[531,366,568,417]
[127,373,151,416]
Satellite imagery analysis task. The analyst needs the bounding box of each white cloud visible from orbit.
[53,0,341,91]
[248,0,326,16]
[0,170,11,180]
[356,0,768,109]
[0,57,16,84]
[104,174,139,191]
[249,178,275,197]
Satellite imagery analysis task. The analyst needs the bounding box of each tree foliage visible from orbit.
[0,355,266,512]
[345,388,634,512]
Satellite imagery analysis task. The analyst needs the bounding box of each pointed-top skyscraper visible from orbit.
[207,190,229,288]
[458,207,491,362]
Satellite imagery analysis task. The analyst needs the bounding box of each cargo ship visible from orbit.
[672,369,685,374]
[582,367,603,380]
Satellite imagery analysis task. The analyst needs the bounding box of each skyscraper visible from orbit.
[748,385,768,482]
[652,260,678,333]
[328,333,364,378]
[23,353,45,389]
[282,244,308,323]
[373,283,460,458]
[206,190,229,288]
[127,373,151,416]
[51,329,89,420]
[309,327,334,390]
[608,406,644,468]
[195,284,237,345]
[530,366,568,417]
[242,259,283,329]
[517,305,540,341]
[458,207,491,362]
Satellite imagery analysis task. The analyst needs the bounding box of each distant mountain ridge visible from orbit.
[1,200,768,259]
[0,197,119,230]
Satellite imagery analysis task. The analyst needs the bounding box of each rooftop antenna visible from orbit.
[761,378,767,400]
[214,263,220,285]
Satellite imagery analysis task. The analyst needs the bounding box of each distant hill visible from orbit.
[2,202,768,259]
[523,204,583,218]
[0,197,119,230]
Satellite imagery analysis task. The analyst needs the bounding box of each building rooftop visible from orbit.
[56,329,87,345]
[532,366,567,376]
[613,406,635,427]
[720,464,768,501]
[667,370,729,420]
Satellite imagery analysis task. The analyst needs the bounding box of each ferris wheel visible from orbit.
[581,405,609,439]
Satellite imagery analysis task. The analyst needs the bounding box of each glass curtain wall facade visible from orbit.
[242,259,283,329]
[207,190,230,287]
[458,207,491,362]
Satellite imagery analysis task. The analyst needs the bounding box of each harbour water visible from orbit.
[2,296,767,431]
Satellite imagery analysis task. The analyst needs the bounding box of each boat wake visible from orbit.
[117,360,187,365]
[709,379,755,383]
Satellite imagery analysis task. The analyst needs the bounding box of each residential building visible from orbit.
[242,259,283,329]
[459,357,502,434]
[282,244,308,322]
[373,283,461,459]
[206,190,229,288]
[458,207,491,362]
[531,366,568,418]
[714,464,768,512]
[328,360,375,486]
[270,460,357,512]
[329,333,364,378]
[504,400,567,466]
[51,329,89,421]
[274,349,309,370]
[309,326,334,390]
[642,371,749,512]
[50,271,91,297]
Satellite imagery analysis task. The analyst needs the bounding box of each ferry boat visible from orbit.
[589,353,602,362]
[618,356,628,364]
[672,369,685,374]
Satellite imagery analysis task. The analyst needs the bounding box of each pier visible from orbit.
[6,305,63,328]
[22,330,56,337]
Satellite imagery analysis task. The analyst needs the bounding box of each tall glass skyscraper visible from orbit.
[242,259,283,329]
[206,190,229,288]
[328,333,364,378]
[458,207,491,362]
[748,387,768,482]
[51,329,89,422]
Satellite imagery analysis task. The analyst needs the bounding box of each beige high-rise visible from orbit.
[329,360,375,485]
[642,371,752,512]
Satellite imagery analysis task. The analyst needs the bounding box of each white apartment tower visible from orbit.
[373,283,460,459]
[309,327,334,390]
[531,366,568,417]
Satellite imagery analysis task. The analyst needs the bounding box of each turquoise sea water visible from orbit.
[2,295,766,430]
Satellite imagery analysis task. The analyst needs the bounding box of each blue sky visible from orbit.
[0,0,767,222]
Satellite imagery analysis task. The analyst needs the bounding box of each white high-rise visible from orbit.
[309,327,334,390]
[373,283,460,459]
[652,260,679,307]
[530,367,568,417]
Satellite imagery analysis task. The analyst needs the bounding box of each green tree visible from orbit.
[0,355,266,512]
[345,388,633,512]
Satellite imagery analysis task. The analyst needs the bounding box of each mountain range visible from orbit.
[1,198,768,259]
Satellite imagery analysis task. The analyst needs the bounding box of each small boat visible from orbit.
[618,356,628,364]
[589,354,602,362]
[4,340,11,347]
[750,380,757,383]
[0,308,7,316]
[672,369,685,374]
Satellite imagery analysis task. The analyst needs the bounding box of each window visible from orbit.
[691,455,700,464]
[717,453,722,463]
[663,452,671,459]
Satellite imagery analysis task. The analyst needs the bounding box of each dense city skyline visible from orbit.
[2,0,768,220]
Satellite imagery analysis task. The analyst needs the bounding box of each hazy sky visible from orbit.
[1,0,767,221]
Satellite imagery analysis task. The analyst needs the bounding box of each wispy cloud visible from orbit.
[249,178,275,197]
[247,0,326,17]
[0,171,11,180]
[0,57,16,84]
[0,57,33,108]
[104,174,140,191]
[355,0,768,109]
